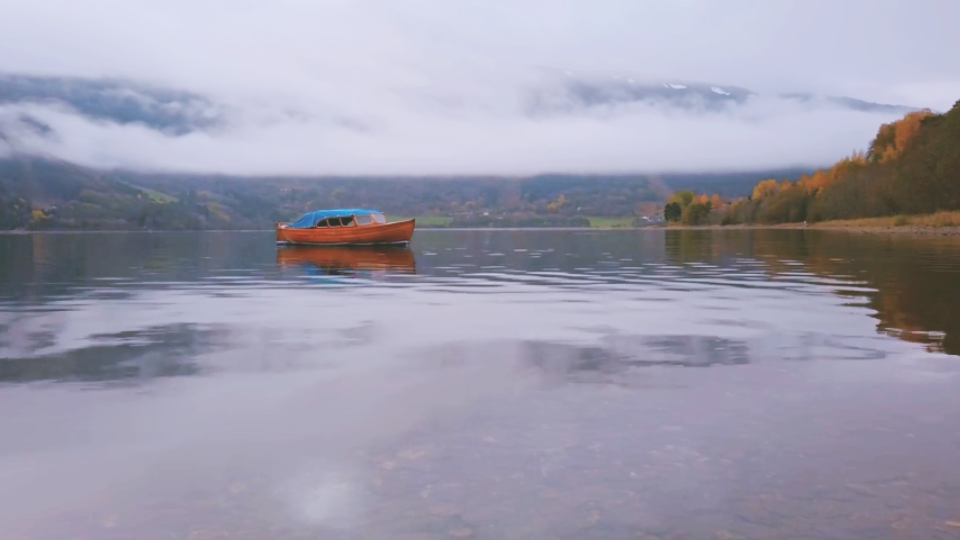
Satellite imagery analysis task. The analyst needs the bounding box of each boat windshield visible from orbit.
[371,213,387,224]
[356,214,373,225]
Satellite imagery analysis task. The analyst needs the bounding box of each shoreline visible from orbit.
[661,223,960,235]
[2,226,959,235]
[2,223,959,236]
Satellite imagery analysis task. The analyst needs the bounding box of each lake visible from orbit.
[1,229,959,540]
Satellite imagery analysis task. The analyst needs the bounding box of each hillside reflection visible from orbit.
[1,229,957,389]
[665,229,960,356]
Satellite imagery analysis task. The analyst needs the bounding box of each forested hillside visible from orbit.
[0,158,810,230]
[664,100,960,225]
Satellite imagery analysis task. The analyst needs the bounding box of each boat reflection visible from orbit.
[276,245,416,276]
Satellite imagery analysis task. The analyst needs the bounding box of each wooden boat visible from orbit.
[276,208,415,246]
[277,245,416,274]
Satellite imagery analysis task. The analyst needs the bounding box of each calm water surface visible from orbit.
[1,229,960,540]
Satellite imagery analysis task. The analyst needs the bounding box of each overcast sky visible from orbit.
[1,0,958,175]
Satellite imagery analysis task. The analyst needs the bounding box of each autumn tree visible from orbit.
[670,190,695,207]
[681,200,711,225]
[546,193,568,213]
[751,179,781,201]
[868,110,933,163]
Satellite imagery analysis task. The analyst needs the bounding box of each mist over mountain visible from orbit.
[0,71,916,230]
[529,68,915,116]
[0,74,224,136]
[1,72,914,150]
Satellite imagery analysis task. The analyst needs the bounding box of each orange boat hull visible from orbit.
[276,219,415,246]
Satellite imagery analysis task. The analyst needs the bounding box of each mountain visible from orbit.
[0,155,817,230]
[0,71,910,230]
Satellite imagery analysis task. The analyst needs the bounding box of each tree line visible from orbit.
[0,163,674,230]
[664,99,960,225]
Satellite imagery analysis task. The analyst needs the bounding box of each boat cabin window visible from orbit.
[356,214,373,225]
[371,213,387,224]
[323,218,342,228]
[312,215,359,228]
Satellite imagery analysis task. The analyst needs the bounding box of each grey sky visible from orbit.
[1,0,958,175]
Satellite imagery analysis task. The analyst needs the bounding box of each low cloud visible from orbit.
[0,90,905,176]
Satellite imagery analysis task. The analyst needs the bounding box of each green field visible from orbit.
[585,216,635,228]
[125,183,179,204]
[387,215,453,227]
